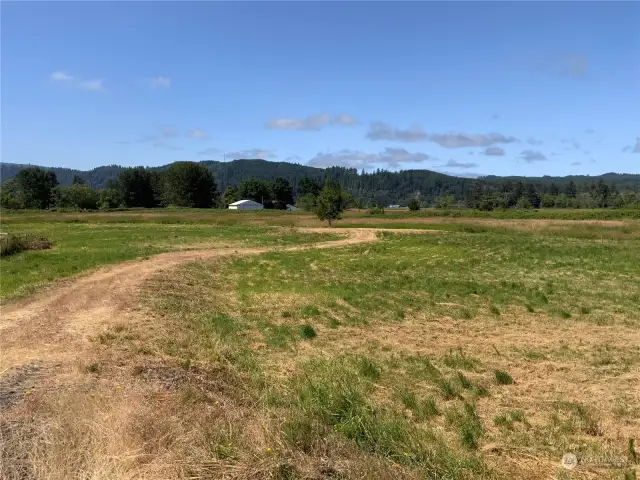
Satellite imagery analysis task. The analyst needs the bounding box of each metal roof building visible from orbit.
[228,199,264,210]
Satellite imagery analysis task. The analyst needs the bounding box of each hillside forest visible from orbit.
[1,160,639,211]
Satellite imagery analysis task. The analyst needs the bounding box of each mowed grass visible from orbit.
[130,221,640,478]
[2,210,640,478]
[0,218,338,300]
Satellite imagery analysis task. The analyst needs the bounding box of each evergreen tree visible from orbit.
[524,183,541,208]
[298,176,322,197]
[270,177,294,207]
[72,175,86,185]
[118,167,157,208]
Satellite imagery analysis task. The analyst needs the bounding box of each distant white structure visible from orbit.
[388,204,401,208]
[286,204,297,211]
[228,199,264,210]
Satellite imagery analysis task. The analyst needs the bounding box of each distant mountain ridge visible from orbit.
[1,160,639,205]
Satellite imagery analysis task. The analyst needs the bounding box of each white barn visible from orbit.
[228,199,264,210]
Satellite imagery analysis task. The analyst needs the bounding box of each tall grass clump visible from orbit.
[288,357,486,476]
[0,233,52,257]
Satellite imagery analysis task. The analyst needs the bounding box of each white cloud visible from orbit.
[429,132,518,148]
[308,147,431,170]
[437,159,479,169]
[333,114,359,126]
[225,148,277,159]
[483,147,505,156]
[265,113,358,131]
[50,71,103,91]
[51,71,73,81]
[133,126,180,149]
[150,76,171,88]
[622,137,640,154]
[366,122,518,147]
[78,79,104,91]
[186,129,209,140]
[197,147,277,159]
[366,122,428,142]
[520,150,547,163]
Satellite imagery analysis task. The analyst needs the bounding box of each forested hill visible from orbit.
[1,159,639,205]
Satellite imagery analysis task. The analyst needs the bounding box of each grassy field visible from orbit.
[0,218,338,300]
[1,209,639,479]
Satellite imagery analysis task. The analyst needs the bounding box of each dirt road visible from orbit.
[0,228,428,393]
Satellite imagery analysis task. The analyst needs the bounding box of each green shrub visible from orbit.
[0,233,53,257]
[494,369,514,385]
[299,324,317,339]
[368,206,385,215]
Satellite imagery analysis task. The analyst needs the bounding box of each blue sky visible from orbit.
[2,1,639,177]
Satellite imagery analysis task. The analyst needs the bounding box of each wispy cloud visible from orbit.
[483,147,505,156]
[366,122,518,148]
[366,122,428,142]
[561,138,581,150]
[520,150,547,163]
[186,129,209,140]
[123,126,181,150]
[265,113,358,131]
[225,148,277,159]
[584,128,595,134]
[308,147,431,170]
[78,79,104,91]
[527,138,544,146]
[622,137,640,153]
[333,114,359,126]
[51,71,73,81]
[197,147,277,159]
[429,132,518,148]
[150,76,171,88]
[198,147,221,157]
[50,71,103,91]
[437,159,479,169]
[538,52,589,78]
[570,162,582,166]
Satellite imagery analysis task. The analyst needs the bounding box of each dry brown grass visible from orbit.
[2,223,638,479]
[1,228,442,479]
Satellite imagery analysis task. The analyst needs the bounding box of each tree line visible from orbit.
[2,163,639,211]
[452,178,640,210]
[1,163,307,210]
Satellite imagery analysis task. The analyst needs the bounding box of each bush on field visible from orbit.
[407,198,420,211]
[368,206,385,215]
[0,233,53,257]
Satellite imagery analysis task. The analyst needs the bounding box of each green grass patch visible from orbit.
[494,370,514,385]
